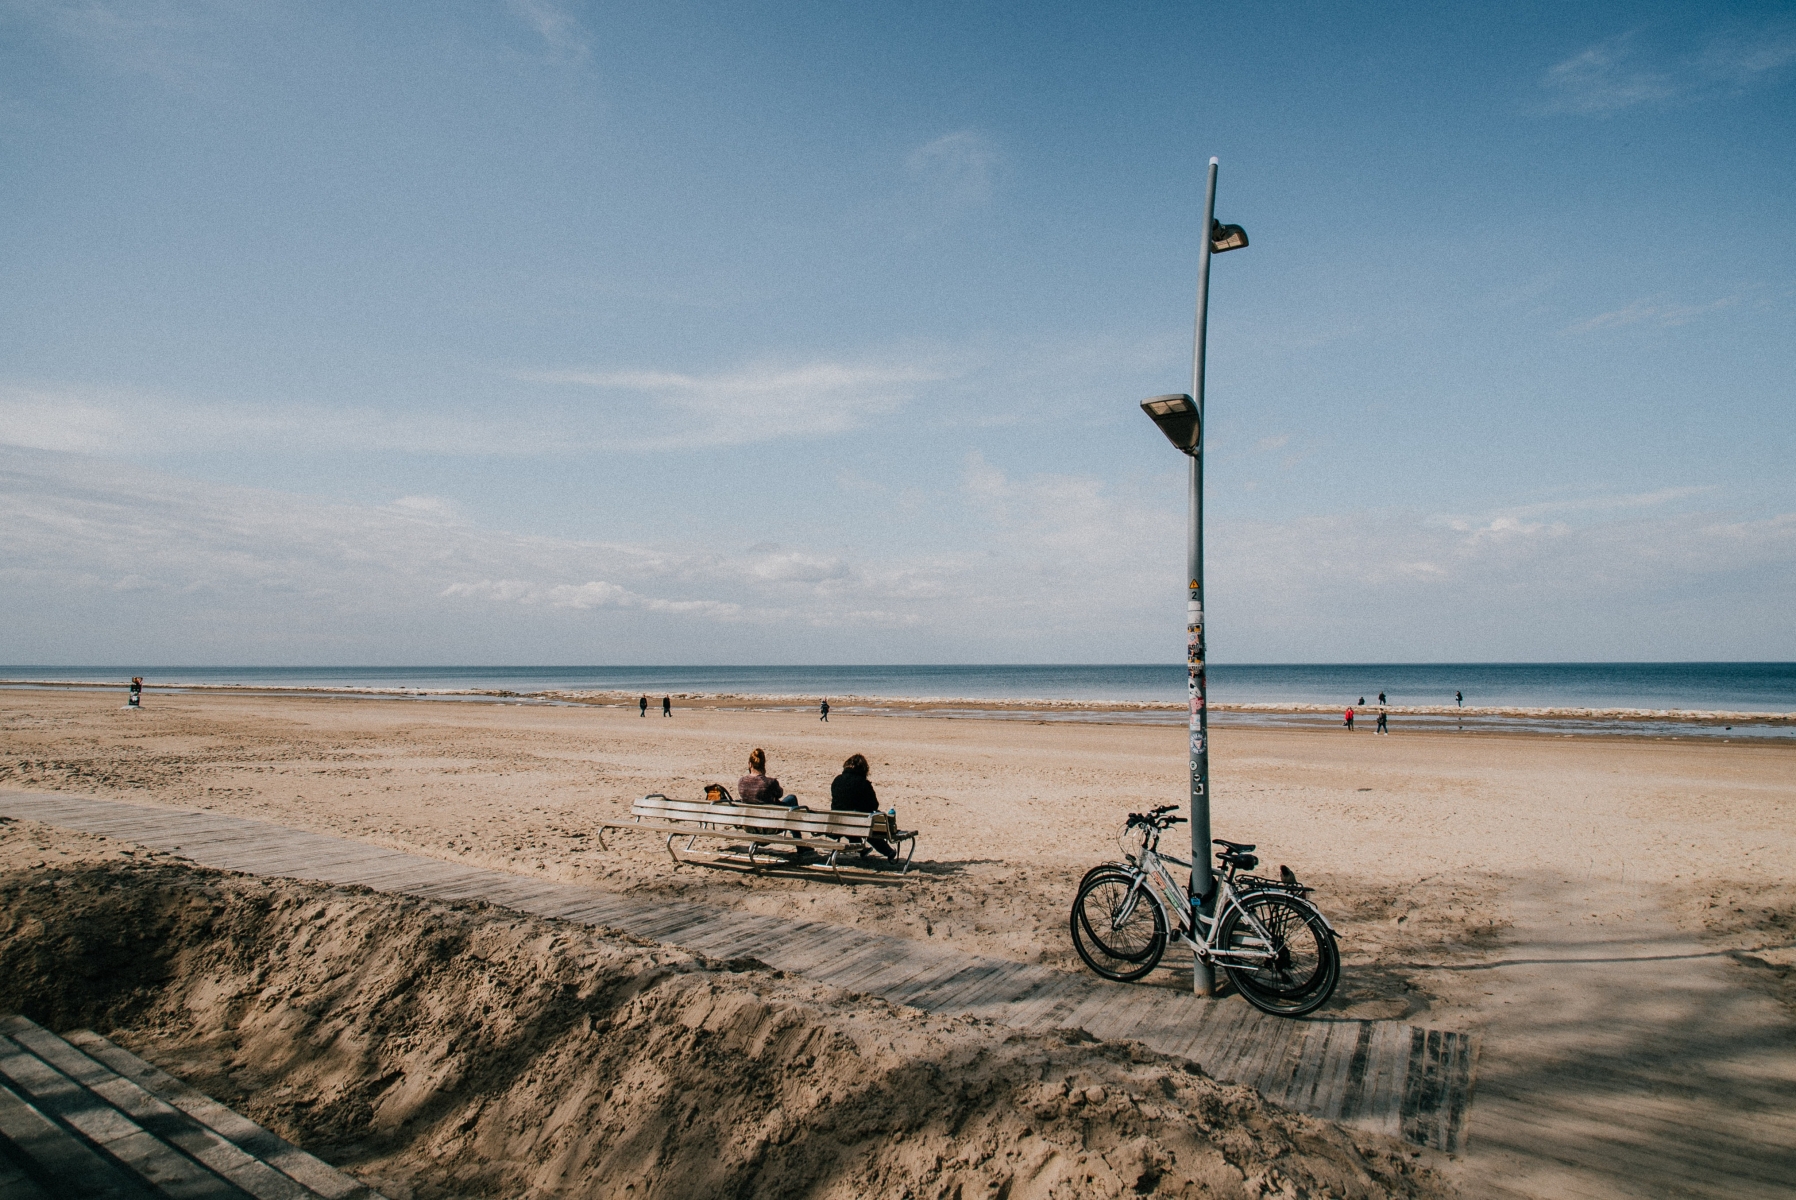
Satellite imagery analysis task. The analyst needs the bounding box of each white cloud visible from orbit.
[1541,24,1796,115]
[4,447,1792,664]
[1541,33,1677,114]
[1566,294,1740,334]
[1452,486,1717,524]
[748,551,851,585]
[1700,26,1796,82]
[389,495,464,521]
[0,354,949,459]
[7,0,218,87]
[442,578,742,617]
[506,0,589,61]
[906,131,999,209]
[523,358,943,447]
[0,383,529,457]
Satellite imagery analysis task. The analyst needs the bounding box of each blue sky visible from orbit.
[3,1,1793,664]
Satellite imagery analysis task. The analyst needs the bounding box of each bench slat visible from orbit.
[631,796,900,837]
[605,795,917,875]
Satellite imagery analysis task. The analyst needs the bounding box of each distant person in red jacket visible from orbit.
[1344,706,1355,730]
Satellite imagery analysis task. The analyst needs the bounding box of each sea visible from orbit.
[3,663,1793,738]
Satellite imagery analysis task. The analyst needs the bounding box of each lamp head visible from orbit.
[1141,393,1200,453]
[1210,220,1248,253]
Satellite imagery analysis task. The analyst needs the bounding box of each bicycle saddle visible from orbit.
[1212,838,1256,853]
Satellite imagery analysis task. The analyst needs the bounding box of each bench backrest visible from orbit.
[634,794,896,839]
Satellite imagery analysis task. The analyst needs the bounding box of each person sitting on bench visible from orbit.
[738,748,813,859]
[737,747,797,807]
[830,753,897,861]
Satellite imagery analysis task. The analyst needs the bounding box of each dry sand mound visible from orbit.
[0,850,1450,1200]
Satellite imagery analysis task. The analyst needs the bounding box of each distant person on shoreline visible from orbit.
[1344,706,1355,731]
[1378,691,1386,705]
[639,695,648,717]
[662,695,671,717]
[127,677,143,708]
[819,699,830,722]
[1358,696,1365,706]
[1455,691,1463,708]
[1376,708,1388,735]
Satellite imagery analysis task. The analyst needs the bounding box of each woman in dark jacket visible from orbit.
[830,753,896,861]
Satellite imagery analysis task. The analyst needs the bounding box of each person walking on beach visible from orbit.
[128,677,143,708]
[819,699,830,722]
[1376,708,1388,735]
[1455,691,1463,708]
[661,695,671,717]
[1344,706,1355,731]
[639,695,648,717]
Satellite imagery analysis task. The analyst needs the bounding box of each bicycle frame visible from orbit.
[1113,823,1291,968]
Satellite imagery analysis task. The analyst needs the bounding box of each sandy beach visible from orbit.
[3,688,1794,1197]
[3,689,1793,1015]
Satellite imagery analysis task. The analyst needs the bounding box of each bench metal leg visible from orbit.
[898,835,917,875]
[664,833,685,864]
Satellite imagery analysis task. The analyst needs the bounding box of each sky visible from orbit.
[2,0,1793,665]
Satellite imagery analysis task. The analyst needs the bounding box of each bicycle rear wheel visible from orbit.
[1070,868,1167,982]
[1218,892,1339,1016]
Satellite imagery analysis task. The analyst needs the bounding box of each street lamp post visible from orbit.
[1140,156,1247,996]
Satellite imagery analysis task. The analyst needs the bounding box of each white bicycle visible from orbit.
[1070,805,1341,1016]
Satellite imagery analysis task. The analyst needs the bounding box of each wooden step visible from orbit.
[0,1017,382,1200]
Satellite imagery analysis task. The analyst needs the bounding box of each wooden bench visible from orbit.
[597,794,917,875]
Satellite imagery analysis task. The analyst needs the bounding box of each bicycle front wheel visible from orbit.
[1219,892,1339,1016]
[1070,868,1167,982]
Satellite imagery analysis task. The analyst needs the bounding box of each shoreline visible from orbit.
[4,677,1793,737]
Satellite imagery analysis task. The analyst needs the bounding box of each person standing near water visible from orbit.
[639,695,648,717]
[1344,706,1355,731]
[1456,691,1463,708]
[662,695,671,717]
[819,699,830,722]
[127,677,143,708]
[1378,691,1386,705]
[1376,708,1388,735]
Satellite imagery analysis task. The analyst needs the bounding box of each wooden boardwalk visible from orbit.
[0,792,1476,1152]
[0,1013,384,1198]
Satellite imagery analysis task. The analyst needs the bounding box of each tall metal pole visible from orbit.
[1187,157,1219,996]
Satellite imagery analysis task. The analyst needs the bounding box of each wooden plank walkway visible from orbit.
[0,792,1476,1152]
[0,1014,383,1198]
